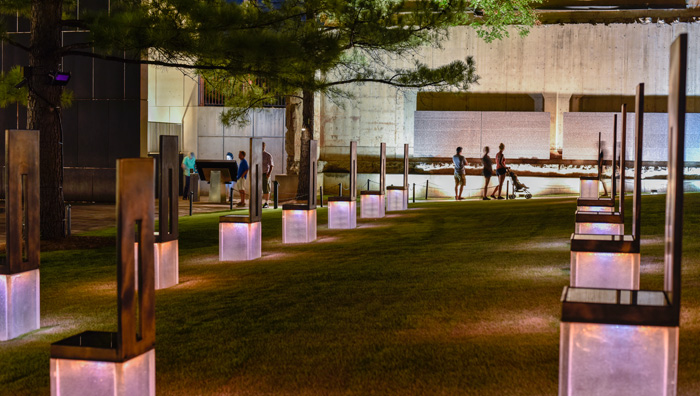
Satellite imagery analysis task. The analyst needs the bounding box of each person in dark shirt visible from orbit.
[236,151,249,207]
[481,146,493,200]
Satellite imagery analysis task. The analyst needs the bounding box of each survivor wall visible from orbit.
[318,22,700,164]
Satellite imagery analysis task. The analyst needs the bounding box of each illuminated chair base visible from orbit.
[327,198,356,229]
[219,218,262,261]
[360,191,385,218]
[386,187,408,212]
[50,348,155,396]
[577,206,614,213]
[282,206,317,243]
[560,322,678,396]
[570,251,640,290]
[135,239,179,290]
[579,177,600,200]
[575,222,624,235]
[0,269,40,341]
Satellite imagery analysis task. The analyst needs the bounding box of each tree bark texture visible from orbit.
[295,89,314,200]
[28,0,65,239]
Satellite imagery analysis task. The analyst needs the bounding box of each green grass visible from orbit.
[3,194,700,395]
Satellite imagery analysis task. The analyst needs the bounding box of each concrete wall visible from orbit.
[563,112,700,162]
[319,23,700,157]
[414,111,550,159]
[148,66,287,197]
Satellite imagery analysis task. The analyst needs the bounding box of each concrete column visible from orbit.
[543,93,571,152]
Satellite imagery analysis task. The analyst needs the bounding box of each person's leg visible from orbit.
[497,174,505,197]
[454,176,459,200]
[183,175,190,199]
[483,176,490,198]
[458,182,464,200]
[239,190,246,205]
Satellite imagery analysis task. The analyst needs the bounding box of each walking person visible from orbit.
[262,142,274,208]
[181,152,196,200]
[236,151,249,207]
[490,143,507,200]
[481,146,493,200]
[453,146,467,200]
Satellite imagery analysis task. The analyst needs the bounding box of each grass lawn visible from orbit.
[2,194,700,395]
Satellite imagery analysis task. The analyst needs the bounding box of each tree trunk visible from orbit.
[284,95,302,175]
[28,0,65,240]
[295,89,314,200]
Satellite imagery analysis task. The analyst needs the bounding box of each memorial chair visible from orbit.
[569,85,645,290]
[328,141,358,229]
[282,140,318,243]
[0,130,40,341]
[219,138,263,260]
[141,135,179,289]
[577,132,615,212]
[387,143,409,212]
[560,34,687,396]
[574,109,627,236]
[360,143,386,218]
[51,158,156,396]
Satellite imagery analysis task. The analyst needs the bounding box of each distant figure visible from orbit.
[181,152,196,200]
[236,151,249,207]
[225,152,234,200]
[262,142,274,208]
[481,146,493,200]
[491,143,507,200]
[453,146,467,200]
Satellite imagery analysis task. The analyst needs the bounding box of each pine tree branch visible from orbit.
[1,34,30,52]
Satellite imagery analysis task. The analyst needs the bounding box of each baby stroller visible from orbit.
[506,169,532,199]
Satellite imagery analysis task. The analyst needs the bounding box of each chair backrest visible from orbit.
[249,138,263,222]
[158,135,179,242]
[403,143,409,188]
[2,129,40,274]
[619,104,627,216]
[379,143,386,193]
[308,140,318,209]
[117,158,156,360]
[665,33,687,320]
[631,83,644,249]
[611,115,617,203]
[350,141,357,200]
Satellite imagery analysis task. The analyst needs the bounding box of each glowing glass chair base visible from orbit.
[360,191,385,218]
[135,238,179,290]
[219,216,262,261]
[386,187,408,212]
[50,340,155,396]
[327,197,357,229]
[0,269,40,341]
[570,234,640,290]
[579,177,600,200]
[282,205,317,243]
[560,287,678,396]
[574,212,624,236]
